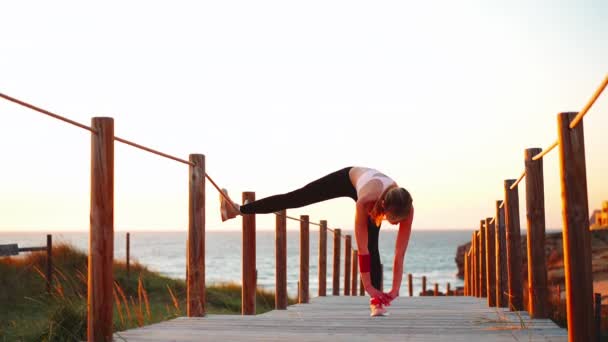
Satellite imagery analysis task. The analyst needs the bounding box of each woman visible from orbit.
[220,166,414,316]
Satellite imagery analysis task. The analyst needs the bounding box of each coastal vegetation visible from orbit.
[0,243,294,342]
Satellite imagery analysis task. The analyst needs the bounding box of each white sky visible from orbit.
[1,0,607,232]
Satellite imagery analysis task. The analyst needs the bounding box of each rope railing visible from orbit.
[2,90,359,330]
[1,92,348,239]
[509,171,526,190]
[114,136,194,166]
[505,75,607,189]
[0,93,97,133]
[283,213,342,236]
[569,75,608,129]
[531,141,559,161]
[465,74,608,340]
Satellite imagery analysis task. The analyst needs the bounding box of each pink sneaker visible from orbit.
[220,189,239,222]
[370,303,388,317]
[370,298,388,317]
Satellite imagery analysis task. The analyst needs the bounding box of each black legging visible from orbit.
[240,167,383,290]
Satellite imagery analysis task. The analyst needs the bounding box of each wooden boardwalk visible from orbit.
[115,296,567,341]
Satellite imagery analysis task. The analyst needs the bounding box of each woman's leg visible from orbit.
[367,217,382,290]
[239,167,357,214]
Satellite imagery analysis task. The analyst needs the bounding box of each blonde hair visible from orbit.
[369,187,413,226]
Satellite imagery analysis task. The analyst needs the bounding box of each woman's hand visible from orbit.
[366,286,392,305]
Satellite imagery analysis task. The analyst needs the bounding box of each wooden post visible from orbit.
[408,273,413,297]
[318,220,327,297]
[88,117,114,342]
[486,217,496,307]
[558,111,594,341]
[422,276,427,296]
[351,249,358,296]
[275,210,287,309]
[344,235,351,296]
[595,293,601,342]
[504,179,523,311]
[46,234,52,294]
[480,220,487,298]
[472,232,477,297]
[126,232,130,279]
[187,154,206,317]
[476,231,481,297]
[299,215,309,304]
[525,147,549,318]
[242,192,256,315]
[468,250,473,296]
[464,252,468,296]
[332,229,341,296]
[434,283,439,296]
[495,201,508,308]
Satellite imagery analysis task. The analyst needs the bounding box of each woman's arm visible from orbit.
[389,207,414,299]
[354,200,390,302]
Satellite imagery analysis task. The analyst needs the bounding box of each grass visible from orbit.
[0,243,296,342]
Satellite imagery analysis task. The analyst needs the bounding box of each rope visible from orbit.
[499,74,607,210]
[0,93,245,213]
[270,209,345,237]
[569,74,608,129]
[114,137,194,166]
[0,94,377,244]
[1,93,97,133]
[509,171,526,190]
[532,141,558,161]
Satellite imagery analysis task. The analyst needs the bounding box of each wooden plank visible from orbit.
[116,296,567,342]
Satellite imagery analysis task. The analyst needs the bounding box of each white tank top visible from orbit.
[355,168,396,197]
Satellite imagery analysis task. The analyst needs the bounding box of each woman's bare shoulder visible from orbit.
[349,166,370,181]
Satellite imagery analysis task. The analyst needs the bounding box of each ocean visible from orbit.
[1,229,470,298]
